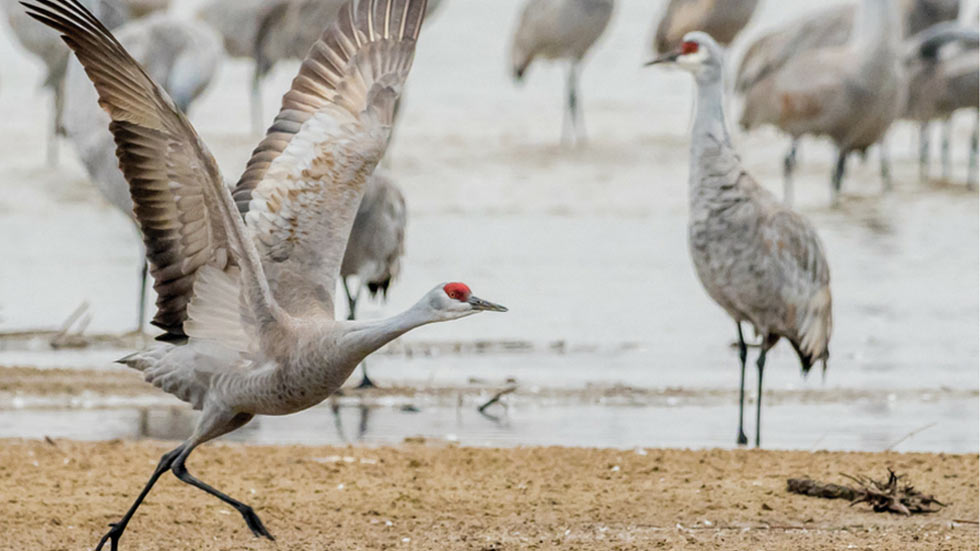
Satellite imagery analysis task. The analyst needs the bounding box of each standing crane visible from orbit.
[736,0,959,204]
[651,0,759,54]
[902,22,979,187]
[24,0,506,548]
[648,32,833,447]
[62,12,223,332]
[736,0,904,206]
[1,0,131,165]
[338,172,407,388]
[510,0,614,145]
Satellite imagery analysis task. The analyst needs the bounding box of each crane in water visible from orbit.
[651,0,758,54]
[24,0,506,548]
[339,172,407,388]
[62,12,223,332]
[510,0,614,145]
[1,0,163,165]
[736,0,904,206]
[902,22,979,187]
[736,0,959,204]
[648,32,832,447]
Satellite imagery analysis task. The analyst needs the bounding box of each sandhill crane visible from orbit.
[736,0,904,206]
[25,0,506,547]
[338,172,407,388]
[2,0,169,165]
[736,0,959,204]
[62,13,222,332]
[902,22,979,186]
[649,32,832,447]
[651,0,759,54]
[510,0,614,145]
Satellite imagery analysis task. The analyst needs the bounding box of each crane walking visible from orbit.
[648,32,832,447]
[24,0,507,548]
[510,0,614,145]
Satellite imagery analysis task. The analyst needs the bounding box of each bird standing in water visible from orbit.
[649,32,832,447]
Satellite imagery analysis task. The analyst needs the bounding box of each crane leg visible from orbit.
[941,118,952,182]
[343,279,376,389]
[969,115,978,190]
[754,338,772,449]
[782,139,798,206]
[563,63,584,146]
[136,260,148,334]
[831,150,847,207]
[94,445,186,551]
[47,80,64,167]
[735,323,749,446]
[171,412,272,540]
[879,140,892,192]
[918,122,930,184]
[250,68,264,136]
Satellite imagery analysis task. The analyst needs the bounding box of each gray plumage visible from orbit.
[340,172,407,387]
[25,1,504,548]
[736,0,905,206]
[1,0,136,164]
[650,32,832,447]
[902,22,979,186]
[510,0,614,144]
[62,13,222,331]
[652,0,759,54]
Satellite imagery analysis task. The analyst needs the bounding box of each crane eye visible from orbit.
[681,41,699,55]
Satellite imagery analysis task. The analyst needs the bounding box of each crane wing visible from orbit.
[232,0,425,318]
[23,0,280,348]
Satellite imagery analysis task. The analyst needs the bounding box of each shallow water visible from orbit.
[0,0,977,453]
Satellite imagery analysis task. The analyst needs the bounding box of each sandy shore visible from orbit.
[0,440,975,550]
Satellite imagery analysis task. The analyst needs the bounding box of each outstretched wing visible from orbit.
[23,0,278,345]
[232,0,425,318]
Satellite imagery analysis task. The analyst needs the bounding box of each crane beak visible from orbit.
[468,295,508,312]
[644,50,681,66]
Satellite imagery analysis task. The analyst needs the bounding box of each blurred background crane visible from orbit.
[510,0,615,145]
[62,12,222,332]
[651,0,759,54]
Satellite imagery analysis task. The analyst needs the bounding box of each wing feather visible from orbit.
[23,0,279,345]
[232,0,425,317]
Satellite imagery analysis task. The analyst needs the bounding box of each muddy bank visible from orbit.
[0,440,975,550]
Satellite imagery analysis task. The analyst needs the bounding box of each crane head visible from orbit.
[420,282,508,321]
[645,31,723,81]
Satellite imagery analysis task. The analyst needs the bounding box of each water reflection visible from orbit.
[3,390,975,453]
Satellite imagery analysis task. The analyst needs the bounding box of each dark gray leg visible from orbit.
[136,261,148,333]
[941,118,952,182]
[569,63,583,145]
[783,139,799,206]
[879,139,892,192]
[918,122,930,184]
[94,446,185,551]
[735,323,749,446]
[170,412,271,540]
[343,279,375,388]
[47,79,64,166]
[754,339,771,448]
[171,448,273,540]
[969,115,978,190]
[250,68,263,136]
[832,150,847,207]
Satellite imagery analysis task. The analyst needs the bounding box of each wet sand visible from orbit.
[0,439,976,550]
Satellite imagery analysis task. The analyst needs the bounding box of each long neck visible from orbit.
[340,304,434,362]
[690,73,739,191]
[852,0,899,64]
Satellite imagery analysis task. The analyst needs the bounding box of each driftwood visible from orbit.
[787,469,945,516]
